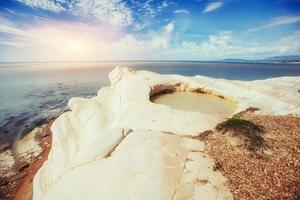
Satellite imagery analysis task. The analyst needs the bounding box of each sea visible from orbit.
[1,61,300,146]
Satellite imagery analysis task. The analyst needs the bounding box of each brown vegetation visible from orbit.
[202,112,300,199]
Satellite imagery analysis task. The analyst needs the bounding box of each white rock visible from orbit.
[14,126,43,163]
[0,149,15,177]
[33,67,299,200]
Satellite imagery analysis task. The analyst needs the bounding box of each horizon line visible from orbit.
[1,55,299,63]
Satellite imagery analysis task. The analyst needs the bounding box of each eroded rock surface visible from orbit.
[33,67,299,200]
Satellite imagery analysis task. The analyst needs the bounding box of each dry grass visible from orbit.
[202,112,300,200]
[216,118,265,151]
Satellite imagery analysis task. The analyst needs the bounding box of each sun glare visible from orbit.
[64,39,88,54]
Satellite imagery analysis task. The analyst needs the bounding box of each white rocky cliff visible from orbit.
[33,67,299,200]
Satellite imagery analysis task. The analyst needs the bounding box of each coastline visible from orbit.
[0,120,53,200]
[1,67,299,199]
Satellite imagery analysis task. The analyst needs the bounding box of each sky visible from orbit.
[0,0,300,62]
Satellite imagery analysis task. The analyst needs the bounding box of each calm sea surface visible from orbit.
[1,61,300,145]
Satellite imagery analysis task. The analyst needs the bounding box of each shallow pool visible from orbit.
[152,91,237,119]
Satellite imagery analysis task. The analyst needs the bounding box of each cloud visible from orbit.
[248,15,300,32]
[130,0,170,19]
[149,22,175,48]
[161,1,169,8]
[13,0,171,28]
[2,8,28,17]
[15,0,133,27]
[70,0,133,27]
[16,0,65,12]
[0,24,28,38]
[110,22,300,61]
[180,30,300,59]
[203,1,223,13]
[174,9,190,14]
[134,0,155,17]
[0,40,28,47]
[164,22,175,33]
[108,22,175,56]
[70,0,170,28]
[0,16,125,60]
[0,15,178,61]
[125,0,172,30]
[181,31,233,58]
[1,10,300,61]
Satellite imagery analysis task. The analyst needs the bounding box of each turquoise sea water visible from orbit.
[0,61,300,146]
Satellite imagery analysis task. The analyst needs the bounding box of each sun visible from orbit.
[64,39,88,54]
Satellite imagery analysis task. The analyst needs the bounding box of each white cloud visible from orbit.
[70,0,133,27]
[181,31,233,58]
[0,40,28,47]
[128,0,171,30]
[15,0,133,27]
[164,22,175,33]
[111,22,176,58]
[180,30,300,59]
[133,0,170,18]
[115,22,267,61]
[0,15,178,61]
[2,8,28,17]
[134,0,156,18]
[203,1,223,13]
[248,15,300,32]
[161,1,169,8]
[201,31,232,53]
[0,24,28,37]
[14,0,172,28]
[1,12,300,61]
[174,9,190,14]
[16,0,65,12]
[0,16,126,61]
[148,22,175,48]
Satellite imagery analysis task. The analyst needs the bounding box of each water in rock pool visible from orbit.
[152,92,237,121]
[1,61,300,145]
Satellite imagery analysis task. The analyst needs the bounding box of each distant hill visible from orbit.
[265,55,300,62]
[222,58,259,63]
[222,55,300,64]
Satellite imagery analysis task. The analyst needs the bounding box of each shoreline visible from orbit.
[1,67,299,199]
[0,120,53,200]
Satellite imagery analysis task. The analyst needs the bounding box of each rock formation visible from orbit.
[33,67,299,200]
